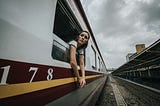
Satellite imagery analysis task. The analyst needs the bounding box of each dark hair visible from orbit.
[76,31,90,50]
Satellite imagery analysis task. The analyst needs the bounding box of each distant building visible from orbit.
[136,44,145,54]
[107,68,116,74]
[126,44,146,62]
[126,53,134,62]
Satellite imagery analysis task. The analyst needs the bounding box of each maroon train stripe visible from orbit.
[0,59,102,84]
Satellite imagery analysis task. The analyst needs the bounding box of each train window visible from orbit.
[100,61,103,71]
[99,61,101,71]
[91,46,96,70]
[98,57,100,71]
[52,40,70,63]
[52,0,85,65]
[53,0,82,42]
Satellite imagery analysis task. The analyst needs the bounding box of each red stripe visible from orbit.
[0,59,101,84]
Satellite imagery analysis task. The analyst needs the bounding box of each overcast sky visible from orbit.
[81,0,160,68]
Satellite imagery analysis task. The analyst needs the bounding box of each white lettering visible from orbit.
[47,68,53,80]
[29,67,38,82]
[0,66,10,85]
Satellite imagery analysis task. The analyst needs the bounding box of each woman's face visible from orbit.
[77,32,89,46]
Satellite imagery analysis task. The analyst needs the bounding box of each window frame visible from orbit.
[51,0,86,66]
[91,46,97,70]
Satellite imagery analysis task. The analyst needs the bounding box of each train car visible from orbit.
[0,0,107,106]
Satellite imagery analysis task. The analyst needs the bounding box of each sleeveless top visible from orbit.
[68,40,84,55]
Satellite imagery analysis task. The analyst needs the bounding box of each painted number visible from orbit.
[0,65,10,85]
[47,68,53,80]
[29,67,38,83]
[0,66,54,84]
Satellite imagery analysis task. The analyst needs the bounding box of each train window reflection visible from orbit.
[52,40,70,63]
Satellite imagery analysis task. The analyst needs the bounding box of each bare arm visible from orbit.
[79,55,86,88]
[79,55,85,78]
[69,46,80,80]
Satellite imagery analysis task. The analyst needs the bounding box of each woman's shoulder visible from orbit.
[68,40,77,48]
[68,40,77,44]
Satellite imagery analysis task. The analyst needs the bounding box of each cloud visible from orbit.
[82,0,160,68]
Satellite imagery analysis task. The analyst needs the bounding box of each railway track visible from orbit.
[114,76,160,106]
[96,75,160,106]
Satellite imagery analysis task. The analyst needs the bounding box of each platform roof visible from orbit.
[112,39,160,74]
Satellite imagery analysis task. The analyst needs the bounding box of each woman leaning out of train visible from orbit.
[69,31,90,88]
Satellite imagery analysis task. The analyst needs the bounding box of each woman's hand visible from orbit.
[78,77,86,88]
